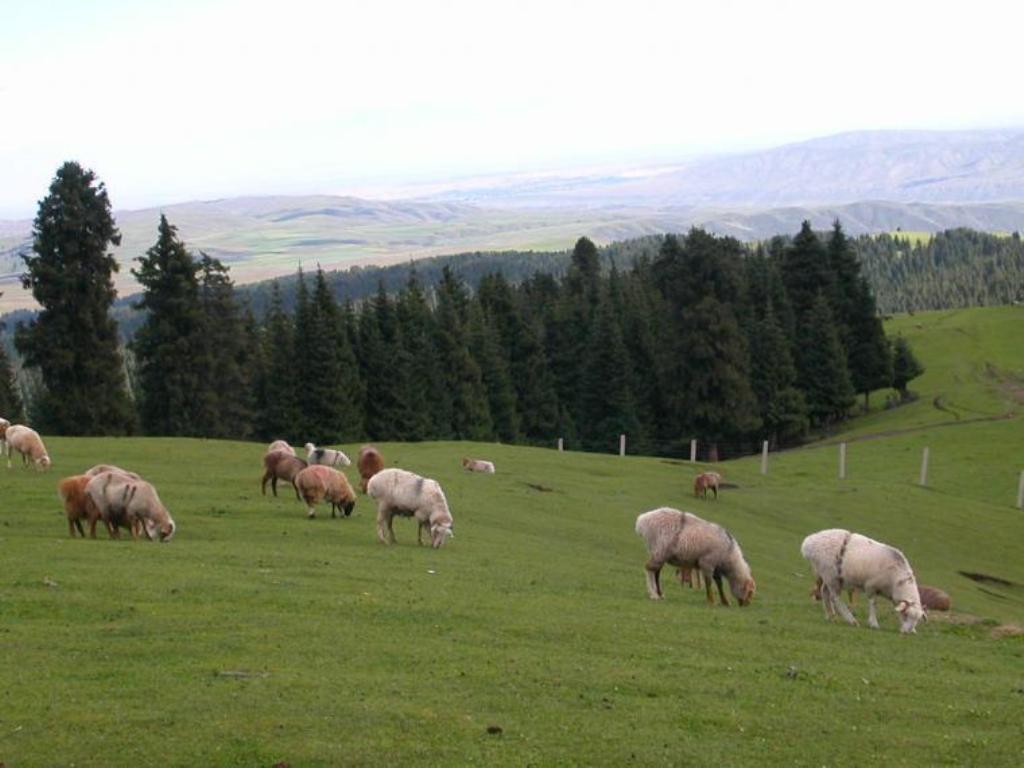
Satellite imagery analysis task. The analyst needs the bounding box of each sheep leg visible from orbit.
[713,572,730,606]
[644,561,663,599]
[819,582,837,620]
[827,581,859,626]
[418,520,428,546]
[376,507,396,545]
[68,518,78,537]
[702,568,716,605]
[867,594,880,629]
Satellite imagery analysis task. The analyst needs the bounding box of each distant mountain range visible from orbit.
[3,128,1024,311]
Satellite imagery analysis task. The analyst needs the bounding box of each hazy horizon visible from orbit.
[4,0,1024,219]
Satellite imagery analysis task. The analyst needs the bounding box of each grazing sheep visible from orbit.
[462,457,496,474]
[357,445,385,494]
[635,507,755,606]
[267,440,295,455]
[293,465,356,519]
[305,442,351,468]
[367,468,454,549]
[85,472,176,542]
[800,529,925,634]
[58,474,102,538]
[918,585,951,612]
[0,417,9,453]
[84,464,140,479]
[261,450,307,499]
[811,575,857,606]
[693,471,721,499]
[4,424,51,470]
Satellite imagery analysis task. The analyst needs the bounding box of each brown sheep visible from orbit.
[261,450,307,499]
[293,465,356,518]
[58,474,103,538]
[693,471,721,500]
[357,445,385,494]
[918,585,951,612]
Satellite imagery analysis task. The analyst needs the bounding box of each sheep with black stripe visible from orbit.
[85,471,176,542]
[367,468,454,548]
[635,507,755,606]
[801,529,925,634]
[305,442,351,468]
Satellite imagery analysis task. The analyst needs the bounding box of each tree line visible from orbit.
[3,162,926,456]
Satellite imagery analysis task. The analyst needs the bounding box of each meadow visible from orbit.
[1,306,1022,766]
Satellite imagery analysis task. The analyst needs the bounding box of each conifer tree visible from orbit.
[748,304,807,445]
[359,284,412,439]
[0,327,24,422]
[798,292,855,425]
[132,215,205,435]
[466,301,519,442]
[891,336,924,401]
[195,254,254,438]
[782,221,836,321]
[16,162,135,434]
[255,282,300,441]
[434,267,492,440]
[395,270,443,440]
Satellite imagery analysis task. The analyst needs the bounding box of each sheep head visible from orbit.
[895,600,924,634]
[736,577,756,606]
[430,523,454,549]
[146,518,176,543]
[38,454,52,470]
[342,499,355,517]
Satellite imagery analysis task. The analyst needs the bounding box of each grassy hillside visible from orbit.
[1,307,1022,766]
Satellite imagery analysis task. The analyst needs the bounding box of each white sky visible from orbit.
[1,0,1022,218]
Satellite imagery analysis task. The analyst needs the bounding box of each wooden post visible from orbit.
[557,437,563,452]
[1017,470,1024,510]
[761,440,769,475]
[919,447,930,487]
[619,433,626,457]
[839,442,847,480]
[690,439,697,463]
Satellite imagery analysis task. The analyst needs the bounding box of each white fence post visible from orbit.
[690,439,697,463]
[557,437,563,452]
[1017,470,1024,510]
[839,442,847,480]
[761,440,769,475]
[919,447,930,487]
[619,433,626,457]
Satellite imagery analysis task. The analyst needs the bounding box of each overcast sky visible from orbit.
[2,0,1022,218]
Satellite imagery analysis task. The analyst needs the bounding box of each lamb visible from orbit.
[85,471,176,542]
[58,474,103,538]
[293,465,356,519]
[367,467,454,549]
[693,471,721,499]
[635,507,755,606]
[4,424,51,470]
[462,457,496,474]
[800,529,925,634]
[267,440,295,455]
[357,445,385,494]
[261,449,307,499]
[305,442,351,468]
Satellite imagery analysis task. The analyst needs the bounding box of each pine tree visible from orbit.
[0,327,25,422]
[359,284,412,440]
[195,254,254,438]
[16,162,135,435]
[466,301,519,442]
[434,267,492,440]
[782,221,836,321]
[891,336,924,401]
[132,215,205,435]
[798,292,855,425]
[748,304,808,445]
[395,269,443,440]
[255,282,301,441]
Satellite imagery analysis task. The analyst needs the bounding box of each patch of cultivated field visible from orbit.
[1,307,1023,766]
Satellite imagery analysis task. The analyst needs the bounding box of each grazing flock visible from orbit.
[3,414,951,633]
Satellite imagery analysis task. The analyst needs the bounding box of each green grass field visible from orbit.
[2,307,1023,766]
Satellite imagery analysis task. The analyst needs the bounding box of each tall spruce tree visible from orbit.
[0,327,24,422]
[891,336,924,401]
[16,162,135,434]
[782,221,836,321]
[798,292,855,425]
[395,270,443,440]
[255,282,301,441]
[195,253,253,438]
[466,301,519,442]
[132,215,205,435]
[747,303,807,446]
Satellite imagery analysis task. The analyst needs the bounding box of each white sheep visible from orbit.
[800,528,925,634]
[85,471,176,542]
[635,507,755,606]
[84,464,140,479]
[0,417,9,455]
[462,457,496,474]
[4,424,51,470]
[267,440,295,455]
[367,467,454,548]
[305,442,351,468]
